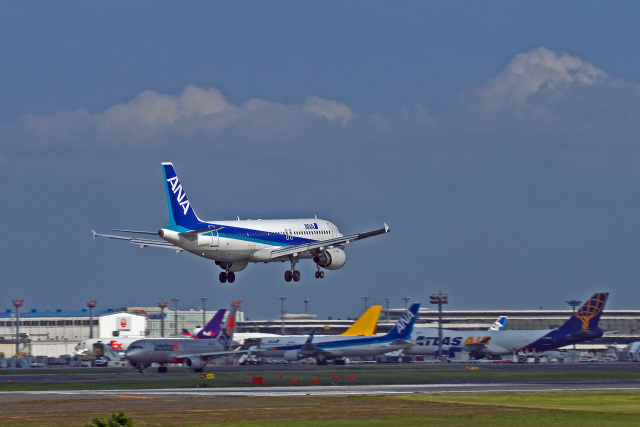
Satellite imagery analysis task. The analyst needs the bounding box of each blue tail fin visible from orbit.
[197,309,227,339]
[488,316,508,331]
[384,303,421,340]
[558,293,609,333]
[162,162,201,227]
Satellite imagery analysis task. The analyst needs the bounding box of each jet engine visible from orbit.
[283,350,303,362]
[216,260,249,272]
[313,248,347,270]
[183,356,207,371]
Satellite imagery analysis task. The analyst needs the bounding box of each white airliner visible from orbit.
[93,163,390,283]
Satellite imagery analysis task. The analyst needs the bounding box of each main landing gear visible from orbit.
[284,269,301,282]
[283,257,326,282]
[219,271,235,283]
[285,255,301,282]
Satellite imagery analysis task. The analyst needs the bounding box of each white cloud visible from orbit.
[6,85,353,144]
[466,47,609,112]
[302,96,353,125]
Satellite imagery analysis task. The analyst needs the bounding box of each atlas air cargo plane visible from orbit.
[403,293,608,359]
[93,163,390,283]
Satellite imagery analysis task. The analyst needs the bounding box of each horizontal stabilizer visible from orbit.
[92,230,182,251]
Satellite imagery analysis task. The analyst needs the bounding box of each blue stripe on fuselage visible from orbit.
[175,222,327,248]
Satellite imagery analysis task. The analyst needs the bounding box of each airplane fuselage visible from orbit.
[404,328,551,356]
[125,338,227,365]
[160,219,342,266]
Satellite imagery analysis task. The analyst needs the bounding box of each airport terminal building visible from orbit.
[1,306,639,357]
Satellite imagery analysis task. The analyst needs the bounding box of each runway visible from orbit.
[4,381,640,398]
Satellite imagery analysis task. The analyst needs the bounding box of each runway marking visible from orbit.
[108,395,152,399]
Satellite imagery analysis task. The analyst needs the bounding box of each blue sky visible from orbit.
[2,2,640,320]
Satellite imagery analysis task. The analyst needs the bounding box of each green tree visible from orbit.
[84,410,136,427]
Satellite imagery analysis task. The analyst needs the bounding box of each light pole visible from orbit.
[566,299,581,349]
[172,298,179,337]
[385,298,391,322]
[158,300,168,337]
[200,297,207,328]
[403,297,411,310]
[13,299,24,356]
[279,296,287,335]
[86,299,98,339]
[303,299,310,314]
[362,296,370,313]
[430,291,448,363]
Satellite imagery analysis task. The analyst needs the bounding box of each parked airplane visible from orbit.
[334,305,381,336]
[93,163,390,283]
[488,316,507,331]
[254,303,420,365]
[182,309,226,339]
[404,293,608,359]
[125,317,244,373]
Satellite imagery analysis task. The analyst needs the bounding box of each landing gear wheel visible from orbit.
[315,271,325,279]
[228,272,235,283]
[219,272,227,283]
[284,270,293,282]
[293,270,301,282]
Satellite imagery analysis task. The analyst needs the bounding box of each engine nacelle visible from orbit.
[313,248,347,270]
[216,260,249,272]
[183,356,207,371]
[283,350,303,362]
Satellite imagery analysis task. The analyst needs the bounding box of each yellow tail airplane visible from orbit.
[334,305,382,336]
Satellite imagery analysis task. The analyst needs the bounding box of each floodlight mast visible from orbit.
[13,299,24,356]
[86,299,98,339]
[430,292,448,363]
[158,300,169,337]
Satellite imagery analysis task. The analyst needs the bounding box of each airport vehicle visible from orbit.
[254,303,420,365]
[404,293,608,359]
[93,163,390,283]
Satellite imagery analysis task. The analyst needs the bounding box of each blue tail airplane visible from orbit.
[93,163,390,283]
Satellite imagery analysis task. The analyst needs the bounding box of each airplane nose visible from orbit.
[124,343,144,362]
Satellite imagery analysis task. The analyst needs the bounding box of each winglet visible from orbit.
[384,223,390,233]
[91,230,97,240]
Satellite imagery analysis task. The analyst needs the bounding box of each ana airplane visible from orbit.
[254,303,420,365]
[404,293,608,359]
[93,163,390,283]
[488,316,507,331]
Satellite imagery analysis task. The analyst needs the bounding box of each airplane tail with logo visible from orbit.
[335,305,381,336]
[162,162,202,227]
[558,293,609,334]
[384,303,421,340]
[196,309,227,339]
[488,316,508,331]
[222,300,242,341]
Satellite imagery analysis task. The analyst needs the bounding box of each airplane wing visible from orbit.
[92,230,181,251]
[179,349,253,360]
[269,223,390,259]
